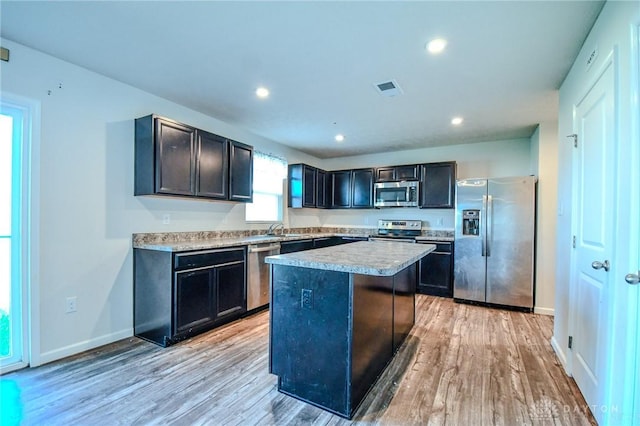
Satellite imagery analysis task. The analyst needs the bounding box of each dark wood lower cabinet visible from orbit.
[215,261,246,318]
[175,267,217,335]
[135,247,246,347]
[417,242,453,297]
[270,262,416,419]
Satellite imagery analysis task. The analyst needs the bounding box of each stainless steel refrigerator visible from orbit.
[453,176,536,309]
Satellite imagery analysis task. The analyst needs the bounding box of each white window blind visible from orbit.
[245,151,287,222]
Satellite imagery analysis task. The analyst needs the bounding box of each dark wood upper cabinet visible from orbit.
[375,164,419,182]
[420,161,456,209]
[315,169,329,209]
[135,115,253,202]
[375,167,395,182]
[351,168,374,208]
[289,164,331,209]
[288,162,451,210]
[152,117,196,196]
[303,165,317,207]
[330,168,373,209]
[289,163,325,208]
[331,170,352,208]
[228,140,253,202]
[195,130,228,199]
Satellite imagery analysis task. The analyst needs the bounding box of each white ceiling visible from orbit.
[0,1,604,159]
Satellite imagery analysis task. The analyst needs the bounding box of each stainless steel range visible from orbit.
[369,219,422,242]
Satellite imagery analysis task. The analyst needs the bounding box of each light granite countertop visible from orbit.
[265,240,435,276]
[133,233,341,252]
[132,228,453,252]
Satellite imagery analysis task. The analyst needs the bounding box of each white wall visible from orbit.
[555,2,639,422]
[0,39,320,364]
[530,122,559,316]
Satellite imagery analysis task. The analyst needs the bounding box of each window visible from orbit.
[245,151,287,222]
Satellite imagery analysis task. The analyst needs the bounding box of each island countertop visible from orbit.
[265,240,435,276]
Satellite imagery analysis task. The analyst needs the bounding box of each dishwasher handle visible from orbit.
[248,243,281,253]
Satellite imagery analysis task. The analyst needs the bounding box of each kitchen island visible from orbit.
[266,241,435,419]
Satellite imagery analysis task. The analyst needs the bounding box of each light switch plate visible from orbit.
[0,47,9,62]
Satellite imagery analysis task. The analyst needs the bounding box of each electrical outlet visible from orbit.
[301,289,313,309]
[162,214,171,225]
[437,217,444,226]
[66,297,77,313]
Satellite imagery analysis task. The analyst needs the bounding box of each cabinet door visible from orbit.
[280,239,315,254]
[303,165,317,207]
[421,162,456,208]
[174,267,216,335]
[215,261,246,320]
[331,170,352,208]
[288,164,303,208]
[316,169,329,208]
[313,237,347,248]
[196,130,228,199]
[155,118,196,196]
[418,245,453,297]
[396,165,420,181]
[375,167,396,182]
[351,168,374,208]
[229,140,253,202]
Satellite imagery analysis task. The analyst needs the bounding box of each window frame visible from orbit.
[245,151,287,223]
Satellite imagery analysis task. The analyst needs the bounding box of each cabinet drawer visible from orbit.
[418,241,451,253]
[433,242,452,253]
[174,248,245,270]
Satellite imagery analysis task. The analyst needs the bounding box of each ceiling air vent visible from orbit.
[374,79,403,97]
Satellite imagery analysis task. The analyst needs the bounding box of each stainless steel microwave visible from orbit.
[374,181,419,207]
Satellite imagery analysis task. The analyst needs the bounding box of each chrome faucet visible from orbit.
[266,223,285,235]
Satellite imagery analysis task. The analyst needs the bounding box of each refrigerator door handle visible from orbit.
[486,195,493,257]
[481,195,487,257]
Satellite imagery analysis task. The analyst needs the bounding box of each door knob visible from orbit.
[591,260,610,272]
[625,272,640,285]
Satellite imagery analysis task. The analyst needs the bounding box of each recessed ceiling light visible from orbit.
[427,38,447,54]
[335,134,345,142]
[451,117,463,125]
[255,87,269,98]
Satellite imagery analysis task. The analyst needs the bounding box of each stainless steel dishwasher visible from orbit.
[247,242,281,310]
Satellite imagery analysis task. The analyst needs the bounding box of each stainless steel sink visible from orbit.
[245,235,280,242]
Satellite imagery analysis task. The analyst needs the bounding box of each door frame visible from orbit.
[0,92,41,372]
[627,22,640,426]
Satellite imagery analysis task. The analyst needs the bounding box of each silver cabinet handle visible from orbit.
[625,272,640,285]
[591,260,610,272]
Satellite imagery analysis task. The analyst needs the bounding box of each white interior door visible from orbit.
[570,56,615,424]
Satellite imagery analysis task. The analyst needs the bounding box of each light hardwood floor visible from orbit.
[1,296,595,425]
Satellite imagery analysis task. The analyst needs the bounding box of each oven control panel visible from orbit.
[377,219,422,231]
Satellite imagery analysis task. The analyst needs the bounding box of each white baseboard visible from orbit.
[534,306,555,316]
[37,328,133,366]
[551,335,570,374]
